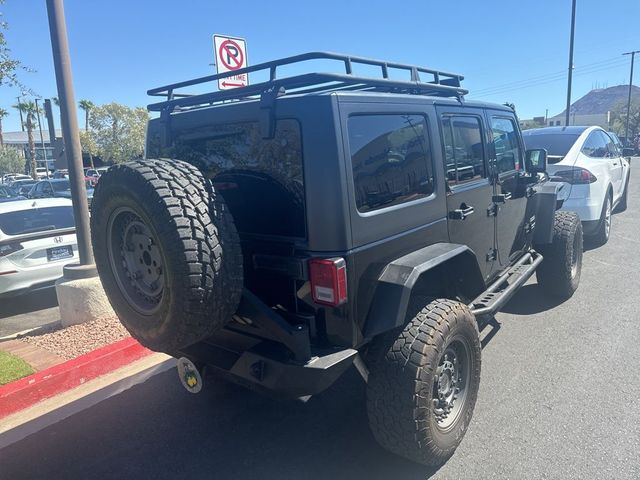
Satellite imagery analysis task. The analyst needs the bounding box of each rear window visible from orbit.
[0,206,75,236]
[348,114,435,213]
[523,133,579,158]
[153,119,305,238]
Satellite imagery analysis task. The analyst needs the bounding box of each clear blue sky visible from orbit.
[1,0,638,132]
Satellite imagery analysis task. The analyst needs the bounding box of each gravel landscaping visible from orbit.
[20,317,129,361]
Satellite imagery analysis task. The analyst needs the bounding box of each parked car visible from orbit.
[52,169,69,179]
[35,167,52,179]
[523,126,631,245]
[0,198,77,297]
[608,131,634,161]
[85,167,110,186]
[9,179,38,197]
[28,178,95,205]
[2,173,29,184]
[91,52,583,467]
[0,185,24,203]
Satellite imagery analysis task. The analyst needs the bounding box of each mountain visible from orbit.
[555,84,640,116]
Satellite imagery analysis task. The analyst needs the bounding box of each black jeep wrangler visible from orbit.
[90,52,582,466]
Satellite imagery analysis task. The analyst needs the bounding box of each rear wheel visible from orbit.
[367,298,481,466]
[536,211,582,298]
[90,159,243,353]
[590,193,612,246]
[614,175,629,213]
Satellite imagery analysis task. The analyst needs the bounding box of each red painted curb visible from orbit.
[0,337,152,419]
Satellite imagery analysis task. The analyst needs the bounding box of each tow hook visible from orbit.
[177,357,203,394]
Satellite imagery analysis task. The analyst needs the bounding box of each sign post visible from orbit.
[213,35,248,90]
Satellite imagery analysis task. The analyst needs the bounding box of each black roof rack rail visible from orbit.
[147,51,467,113]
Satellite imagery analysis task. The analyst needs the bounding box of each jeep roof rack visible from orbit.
[147,51,467,113]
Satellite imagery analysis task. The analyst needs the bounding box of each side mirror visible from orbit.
[622,147,635,158]
[525,148,547,174]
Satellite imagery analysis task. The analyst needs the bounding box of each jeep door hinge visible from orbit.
[487,204,498,217]
[486,248,497,262]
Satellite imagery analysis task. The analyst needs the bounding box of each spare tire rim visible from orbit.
[107,207,164,315]
[433,336,471,431]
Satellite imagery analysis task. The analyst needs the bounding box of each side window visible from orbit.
[603,132,619,157]
[581,131,608,158]
[348,114,435,213]
[441,115,485,185]
[42,183,53,195]
[491,116,521,174]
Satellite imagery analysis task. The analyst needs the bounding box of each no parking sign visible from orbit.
[213,35,248,90]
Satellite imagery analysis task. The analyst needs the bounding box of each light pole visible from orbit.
[15,96,24,132]
[565,0,577,127]
[46,0,95,274]
[34,99,50,178]
[622,50,639,146]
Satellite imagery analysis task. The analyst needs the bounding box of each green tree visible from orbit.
[13,101,38,179]
[610,99,640,142]
[79,99,95,168]
[89,102,149,163]
[0,145,23,175]
[0,107,7,145]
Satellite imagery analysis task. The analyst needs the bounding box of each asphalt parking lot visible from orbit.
[0,288,59,338]
[1,163,639,479]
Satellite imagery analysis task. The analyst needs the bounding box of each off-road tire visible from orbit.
[614,175,629,213]
[90,159,243,353]
[367,298,481,466]
[536,211,582,298]
[590,193,612,246]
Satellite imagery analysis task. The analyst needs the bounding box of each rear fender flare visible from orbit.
[363,243,484,338]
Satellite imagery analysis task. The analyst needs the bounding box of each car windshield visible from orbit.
[0,186,15,198]
[0,206,75,235]
[52,180,70,192]
[523,133,580,157]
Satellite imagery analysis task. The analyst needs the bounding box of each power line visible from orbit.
[472,57,627,96]
[472,59,628,98]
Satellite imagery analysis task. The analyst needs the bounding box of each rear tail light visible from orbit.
[0,242,23,257]
[309,257,347,307]
[555,168,597,184]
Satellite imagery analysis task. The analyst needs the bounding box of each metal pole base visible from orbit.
[63,263,98,280]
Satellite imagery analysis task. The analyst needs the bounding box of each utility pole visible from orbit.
[46,0,95,273]
[623,50,639,146]
[34,99,50,178]
[565,0,577,127]
[16,96,24,132]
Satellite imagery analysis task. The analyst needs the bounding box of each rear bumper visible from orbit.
[0,260,71,296]
[179,335,357,399]
[560,196,602,222]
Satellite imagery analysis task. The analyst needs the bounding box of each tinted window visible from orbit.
[0,206,75,235]
[491,117,521,174]
[582,131,609,158]
[441,116,485,185]
[52,180,70,192]
[160,120,305,238]
[348,114,434,213]
[523,133,580,157]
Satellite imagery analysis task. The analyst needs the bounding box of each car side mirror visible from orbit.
[525,148,547,174]
[622,147,634,158]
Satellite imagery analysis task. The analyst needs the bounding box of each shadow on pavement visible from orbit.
[0,368,444,480]
[0,287,58,320]
[500,284,566,315]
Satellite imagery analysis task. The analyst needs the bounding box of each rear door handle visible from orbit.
[450,205,475,220]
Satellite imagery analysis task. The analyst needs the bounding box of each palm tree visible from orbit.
[79,99,95,168]
[0,108,8,146]
[14,101,39,179]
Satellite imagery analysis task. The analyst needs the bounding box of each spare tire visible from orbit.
[90,159,243,353]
